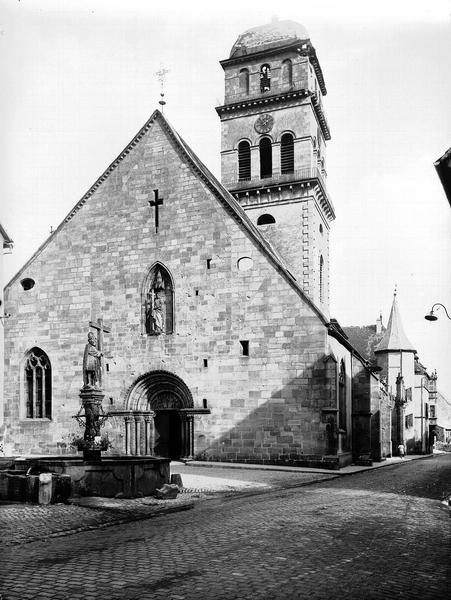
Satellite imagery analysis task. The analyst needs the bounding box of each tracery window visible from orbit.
[281,59,293,86]
[280,133,294,174]
[259,137,272,179]
[238,141,251,180]
[24,348,51,419]
[144,264,174,335]
[260,64,271,92]
[239,68,250,95]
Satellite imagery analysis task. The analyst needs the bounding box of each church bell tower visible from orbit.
[216,19,335,314]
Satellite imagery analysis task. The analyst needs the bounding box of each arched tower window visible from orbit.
[24,348,51,419]
[239,68,249,94]
[260,64,271,92]
[259,137,272,179]
[319,255,324,303]
[238,141,251,180]
[280,133,294,174]
[281,59,293,86]
[257,213,276,225]
[143,264,174,335]
[338,360,346,431]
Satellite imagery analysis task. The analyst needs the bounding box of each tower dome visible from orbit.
[229,19,309,58]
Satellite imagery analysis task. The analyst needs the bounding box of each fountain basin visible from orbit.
[14,455,170,499]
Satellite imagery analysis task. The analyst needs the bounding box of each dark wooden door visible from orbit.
[154,410,182,459]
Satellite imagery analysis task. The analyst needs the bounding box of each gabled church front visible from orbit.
[2,20,394,468]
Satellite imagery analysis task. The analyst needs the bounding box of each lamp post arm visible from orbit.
[431,303,451,320]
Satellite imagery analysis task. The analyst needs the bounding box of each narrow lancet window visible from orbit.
[281,59,293,87]
[259,137,272,179]
[319,255,324,303]
[239,68,250,95]
[338,361,346,431]
[260,64,271,92]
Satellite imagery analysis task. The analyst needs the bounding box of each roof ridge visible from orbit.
[5,109,328,326]
[5,110,161,288]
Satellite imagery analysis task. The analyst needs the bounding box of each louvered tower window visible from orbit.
[259,137,272,179]
[25,348,52,419]
[260,64,271,92]
[238,141,251,180]
[280,133,294,174]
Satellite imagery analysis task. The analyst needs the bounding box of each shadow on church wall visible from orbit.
[192,355,349,469]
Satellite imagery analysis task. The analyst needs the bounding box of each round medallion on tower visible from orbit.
[254,114,274,134]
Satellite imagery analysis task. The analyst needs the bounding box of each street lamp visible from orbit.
[424,303,451,322]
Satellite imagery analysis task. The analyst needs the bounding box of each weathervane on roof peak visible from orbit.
[394,284,397,297]
[154,64,170,113]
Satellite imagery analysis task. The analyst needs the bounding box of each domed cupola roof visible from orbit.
[230,19,309,58]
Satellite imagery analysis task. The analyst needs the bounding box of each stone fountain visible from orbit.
[14,325,170,499]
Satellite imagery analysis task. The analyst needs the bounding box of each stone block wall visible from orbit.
[3,114,333,464]
[223,53,311,104]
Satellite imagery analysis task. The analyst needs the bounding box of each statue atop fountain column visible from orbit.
[83,332,103,389]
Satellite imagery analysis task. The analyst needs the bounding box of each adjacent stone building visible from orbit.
[0,224,13,451]
[0,19,423,467]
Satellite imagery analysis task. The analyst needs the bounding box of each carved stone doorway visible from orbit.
[125,370,195,460]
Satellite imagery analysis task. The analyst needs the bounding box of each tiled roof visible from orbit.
[342,325,384,363]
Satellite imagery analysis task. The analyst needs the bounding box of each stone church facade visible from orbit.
[2,20,394,468]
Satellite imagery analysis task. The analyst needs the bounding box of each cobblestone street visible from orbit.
[0,454,450,599]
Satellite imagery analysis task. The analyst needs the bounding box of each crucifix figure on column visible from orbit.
[149,189,164,233]
[83,317,111,390]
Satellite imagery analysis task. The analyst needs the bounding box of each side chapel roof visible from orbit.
[375,293,416,353]
[342,324,385,364]
[6,110,329,325]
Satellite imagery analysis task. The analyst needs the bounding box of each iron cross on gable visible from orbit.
[149,189,164,232]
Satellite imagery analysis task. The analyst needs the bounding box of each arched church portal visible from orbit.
[126,371,194,460]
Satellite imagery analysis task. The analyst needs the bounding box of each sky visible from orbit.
[1,0,450,392]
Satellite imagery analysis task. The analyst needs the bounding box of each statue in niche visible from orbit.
[146,269,166,335]
[83,332,103,389]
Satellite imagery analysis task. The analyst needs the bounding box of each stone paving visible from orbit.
[0,464,335,547]
[0,454,449,599]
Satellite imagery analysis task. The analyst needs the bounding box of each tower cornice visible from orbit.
[230,172,335,222]
[216,89,331,141]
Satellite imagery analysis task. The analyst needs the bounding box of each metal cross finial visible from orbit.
[154,65,170,112]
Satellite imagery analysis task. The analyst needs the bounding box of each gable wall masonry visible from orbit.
[4,116,334,463]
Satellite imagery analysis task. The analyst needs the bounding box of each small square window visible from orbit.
[240,340,249,356]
